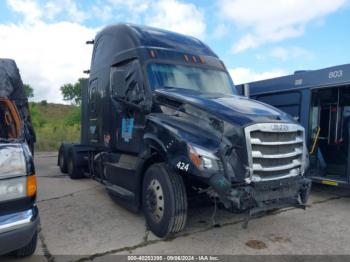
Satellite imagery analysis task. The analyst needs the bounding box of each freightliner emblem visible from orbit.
[271,124,289,131]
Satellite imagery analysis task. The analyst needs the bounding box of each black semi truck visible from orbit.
[58,24,311,238]
[237,64,350,188]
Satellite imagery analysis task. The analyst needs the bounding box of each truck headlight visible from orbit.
[0,175,37,202]
[188,144,220,171]
[0,144,27,178]
[0,177,26,202]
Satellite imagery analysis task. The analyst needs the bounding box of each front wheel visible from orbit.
[15,231,37,257]
[142,163,187,238]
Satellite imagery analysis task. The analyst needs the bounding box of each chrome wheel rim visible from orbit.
[146,179,164,223]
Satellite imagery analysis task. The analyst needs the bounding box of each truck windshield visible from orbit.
[147,63,236,95]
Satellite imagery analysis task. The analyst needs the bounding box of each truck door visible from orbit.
[109,59,149,154]
[309,86,350,183]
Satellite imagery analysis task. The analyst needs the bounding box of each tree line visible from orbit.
[24,79,82,105]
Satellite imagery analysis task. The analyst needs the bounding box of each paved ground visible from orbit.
[4,152,350,261]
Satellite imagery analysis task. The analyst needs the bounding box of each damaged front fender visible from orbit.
[144,113,223,177]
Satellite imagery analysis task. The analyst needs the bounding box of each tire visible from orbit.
[15,231,37,257]
[58,145,67,173]
[142,163,187,238]
[67,149,84,179]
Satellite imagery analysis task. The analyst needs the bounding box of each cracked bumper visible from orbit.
[233,176,311,214]
[211,175,312,214]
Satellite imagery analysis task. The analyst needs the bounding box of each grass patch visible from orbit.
[30,102,80,151]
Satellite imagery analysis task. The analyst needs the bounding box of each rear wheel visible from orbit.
[58,146,67,173]
[67,149,84,179]
[142,163,187,238]
[15,231,37,257]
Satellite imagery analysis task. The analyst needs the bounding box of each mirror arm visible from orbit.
[112,96,142,110]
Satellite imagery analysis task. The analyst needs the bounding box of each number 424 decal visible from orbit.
[177,161,189,172]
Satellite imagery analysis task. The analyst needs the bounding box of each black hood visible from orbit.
[154,88,293,126]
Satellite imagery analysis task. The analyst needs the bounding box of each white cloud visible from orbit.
[93,0,150,23]
[218,0,348,52]
[91,5,113,21]
[269,46,312,61]
[7,0,42,23]
[0,22,96,103]
[7,0,88,23]
[145,0,206,39]
[107,0,150,14]
[97,0,206,39]
[2,0,94,103]
[212,23,229,39]
[2,0,207,103]
[229,67,288,84]
[43,0,88,23]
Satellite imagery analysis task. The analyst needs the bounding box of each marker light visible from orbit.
[184,54,189,62]
[27,175,37,197]
[192,56,197,63]
[188,145,201,168]
[149,50,156,58]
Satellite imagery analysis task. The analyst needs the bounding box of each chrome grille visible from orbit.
[245,123,305,181]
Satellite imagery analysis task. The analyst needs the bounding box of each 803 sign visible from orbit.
[328,70,343,79]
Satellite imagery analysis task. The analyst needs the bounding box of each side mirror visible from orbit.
[110,60,151,112]
[111,69,125,100]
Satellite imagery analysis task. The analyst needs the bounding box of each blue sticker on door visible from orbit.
[121,118,134,142]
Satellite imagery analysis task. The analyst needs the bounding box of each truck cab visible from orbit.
[59,24,311,238]
[0,97,38,257]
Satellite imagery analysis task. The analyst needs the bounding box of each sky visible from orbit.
[0,0,349,103]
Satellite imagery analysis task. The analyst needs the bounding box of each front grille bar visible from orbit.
[245,123,305,182]
[252,148,302,159]
[250,137,303,145]
[252,160,301,172]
